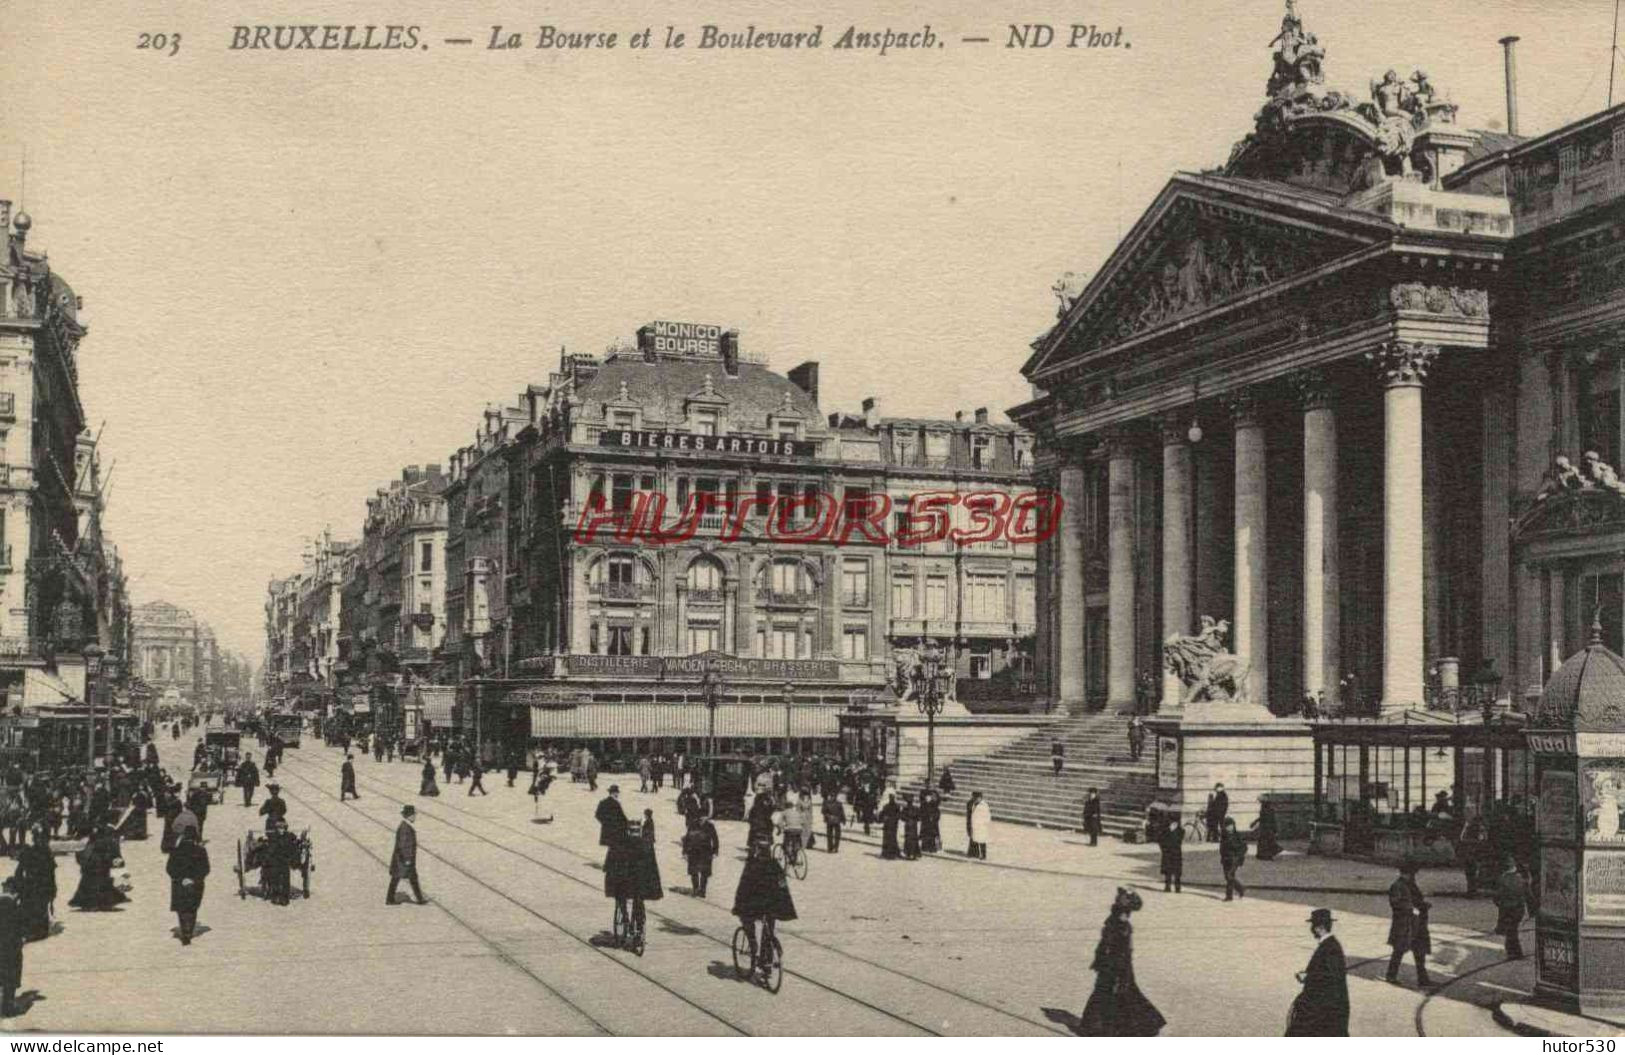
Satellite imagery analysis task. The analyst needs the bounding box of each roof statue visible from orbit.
[1051,271,1088,318]
[1237,0,1459,184]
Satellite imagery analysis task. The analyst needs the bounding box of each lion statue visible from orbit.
[1163,616,1252,705]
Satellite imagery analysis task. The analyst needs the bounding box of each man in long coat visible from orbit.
[386,805,426,905]
[1206,784,1228,843]
[236,753,260,807]
[167,826,209,944]
[1083,788,1103,847]
[1286,908,1349,1035]
[340,756,360,801]
[1158,817,1184,893]
[258,784,287,829]
[1385,860,1433,987]
[0,879,22,1015]
[1493,855,1529,960]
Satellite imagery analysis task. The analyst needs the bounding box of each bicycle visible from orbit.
[772,837,809,881]
[612,898,646,957]
[1183,816,1207,843]
[731,921,784,993]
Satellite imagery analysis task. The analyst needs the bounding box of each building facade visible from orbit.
[442,403,527,682]
[1011,8,1625,728]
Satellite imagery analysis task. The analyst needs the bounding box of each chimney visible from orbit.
[974,407,989,425]
[861,397,880,429]
[403,465,421,484]
[788,361,820,405]
[720,330,740,376]
[636,325,656,360]
[1499,35,1521,136]
[954,410,965,424]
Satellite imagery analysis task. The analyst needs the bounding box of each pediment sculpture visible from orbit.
[1164,615,1252,705]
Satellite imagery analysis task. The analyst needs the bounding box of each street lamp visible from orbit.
[83,642,104,770]
[911,640,948,787]
[782,681,795,757]
[700,655,725,758]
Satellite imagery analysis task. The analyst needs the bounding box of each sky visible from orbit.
[0,0,1617,662]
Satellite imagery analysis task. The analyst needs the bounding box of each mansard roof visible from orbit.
[575,356,822,432]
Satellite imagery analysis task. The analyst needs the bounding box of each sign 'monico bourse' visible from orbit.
[639,320,723,356]
[599,429,817,461]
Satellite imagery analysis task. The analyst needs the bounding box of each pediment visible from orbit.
[1512,487,1625,546]
[1026,173,1394,379]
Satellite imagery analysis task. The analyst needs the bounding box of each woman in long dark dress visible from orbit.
[419,759,440,797]
[1251,802,1282,861]
[157,788,181,853]
[68,824,128,911]
[902,794,921,859]
[920,789,942,853]
[13,827,55,942]
[1076,887,1165,1037]
[119,786,150,841]
[166,826,209,945]
[879,791,901,859]
[732,834,797,978]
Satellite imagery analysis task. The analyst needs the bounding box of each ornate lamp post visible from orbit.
[781,681,795,756]
[701,655,725,758]
[911,640,948,786]
[83,642,103,769]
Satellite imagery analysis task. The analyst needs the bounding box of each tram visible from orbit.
[0,705,141,771]
[269,711,304,748]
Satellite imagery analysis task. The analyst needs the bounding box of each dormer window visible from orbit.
[895,432,917,465]
[692,408,718,436]
[611,410,636,429]
[778,421,800,442]
[972,434,992,470]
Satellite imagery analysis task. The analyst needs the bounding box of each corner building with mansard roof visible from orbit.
[1012,5,1625,741]
[468,322,1037,758]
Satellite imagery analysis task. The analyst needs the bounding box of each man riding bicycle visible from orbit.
[733,832,797,978]
[597,785,663,945]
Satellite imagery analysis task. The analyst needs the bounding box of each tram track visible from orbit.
[264,766,618,1035]
[272,763,758,1037]
[280,750,1042,1035]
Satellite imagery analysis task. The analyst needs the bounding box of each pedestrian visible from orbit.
[172,799,200,848]
[386,805,426,905]
[968,791,992,860]
[1206,783,1228,842]
[1286,909,1349,1036]
[822,793,846,853]
[68,823,128,911]
[468,759,487,797]
[879,790,901,859]
[638,755,652,794]
[442,748,455,787]
[1252,801,1282,861]
[13,827,54,942]
[506,754,519,788]
[902,793,921,859]
[1083,788,1102,847]
[0,879,21,1016]
[919,788,941,853]
[385,738,395,763]
[938,766,956,796]
[260,819,295,905]
[185,784,210,837]
[340,755,360,801]
[1128,715,1146,762]
[1493,855,1528,960]
[586,752,599,793]
[419,759,440,797]
[683,814,719,897]
[1385,859,1433,987]
[1051,738,1064,778]
[258,783,287,829]
[1220,817,1248,901]
[1075,887,1165,1036]
[236,753,259,807]
[795,790,816,852]
[1157,816,1184,893]
[166,826,209,945]
[119,784,151,841]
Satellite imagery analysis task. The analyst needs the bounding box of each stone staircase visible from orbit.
[917,713,1158,836]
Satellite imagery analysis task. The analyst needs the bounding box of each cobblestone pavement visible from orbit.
[0,729,1540,1035]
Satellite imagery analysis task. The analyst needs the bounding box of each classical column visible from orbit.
[1230,390,1268,705]
[1159,415,1193,710]
[1369,341,1438,714]
[1105,429,1138,709]
[722,581,736,655]
[676,581,689,654]
[1056,450,1088,708]
[1295,369,1340,702]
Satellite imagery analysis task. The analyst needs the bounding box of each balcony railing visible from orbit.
[0,393,15,421]
[759,589,815,606]
[592,581,655,601]
[841,592,870,608]
[687,587,723,605]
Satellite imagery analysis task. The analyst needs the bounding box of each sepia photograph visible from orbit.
[2,0,1624,1041]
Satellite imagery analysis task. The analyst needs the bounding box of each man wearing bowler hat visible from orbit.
[1286,908,1349,1035]
[1385,858,1432,987]
[387,805,426,905]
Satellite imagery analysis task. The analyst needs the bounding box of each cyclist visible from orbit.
[597,785,642,940]
[733,832,797,979]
